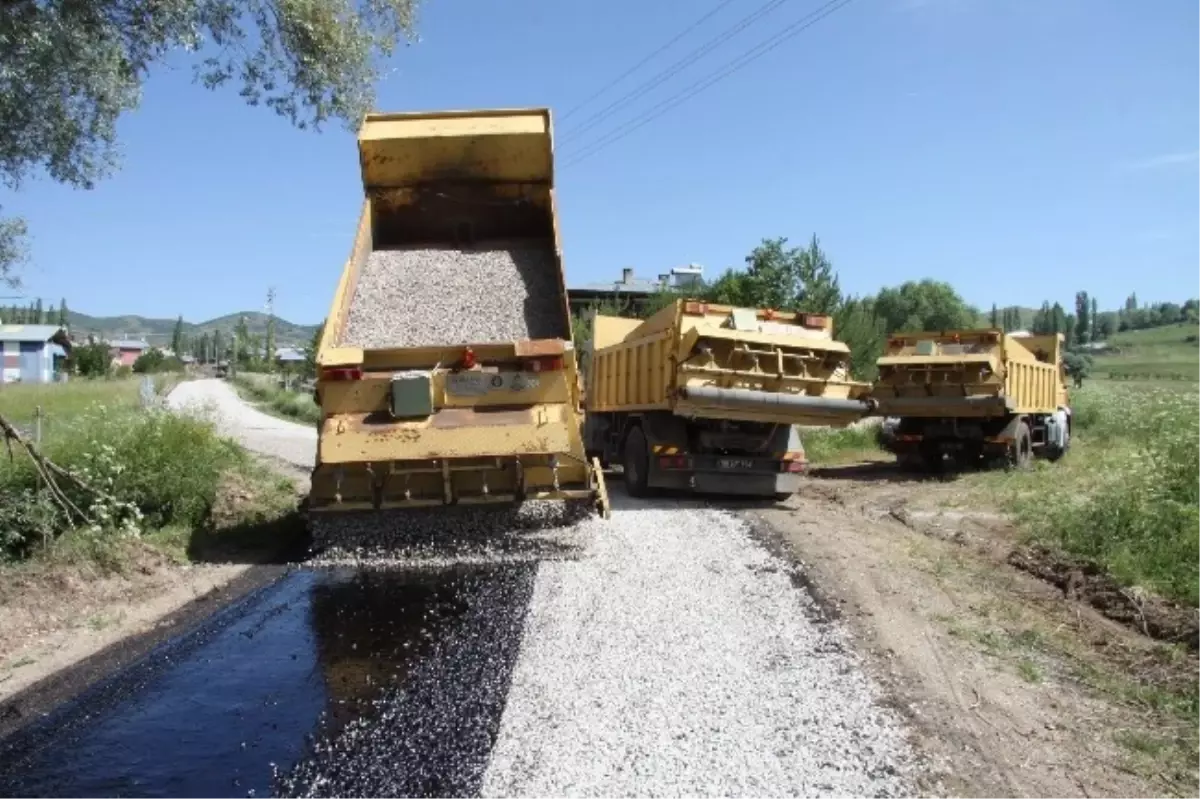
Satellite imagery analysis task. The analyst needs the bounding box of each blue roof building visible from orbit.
[0,325,73,385]
[568,265,706,313]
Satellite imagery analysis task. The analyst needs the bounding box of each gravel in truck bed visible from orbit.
[341,243,566,349]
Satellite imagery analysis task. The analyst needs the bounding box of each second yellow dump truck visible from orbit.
[583,300,873,499]
[309,108,609,528]
[872,329,1072,470]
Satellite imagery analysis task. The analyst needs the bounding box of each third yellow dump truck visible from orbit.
[309,108,609,532]
[872,329,1071,470]
[583,300,873,500]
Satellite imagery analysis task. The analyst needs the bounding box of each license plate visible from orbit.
[717,458,755,470]
[445,371,541,397]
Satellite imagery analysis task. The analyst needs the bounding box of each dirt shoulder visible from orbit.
[754,462,1198,797]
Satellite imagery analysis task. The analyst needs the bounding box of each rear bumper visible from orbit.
[647,463,801,497]
[873,395,1012,417]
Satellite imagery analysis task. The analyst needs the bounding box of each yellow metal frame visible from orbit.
[871,329,1068,417]
[309,107,608,517]
[587,299,870,427]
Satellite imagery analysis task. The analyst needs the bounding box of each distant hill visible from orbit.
[1092,322,1200,381]
[65,311,318,346]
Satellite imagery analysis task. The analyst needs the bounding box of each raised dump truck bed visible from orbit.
[872,329,1071,470]
[583,299,872,499]
[311,108,608,520]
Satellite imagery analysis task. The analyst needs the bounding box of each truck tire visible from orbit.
[1008,421,1033,470]
[622,427,651,498]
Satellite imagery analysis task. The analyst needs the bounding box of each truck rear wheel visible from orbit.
[1008,421,1033,470]
[622,427,651,498]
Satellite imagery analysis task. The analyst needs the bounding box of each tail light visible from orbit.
[659,455,689,469]
[461,347,477,369]
[780,451,807,473]
[321,367,362,381]
[683,301,709,315]
[523,355,564,372]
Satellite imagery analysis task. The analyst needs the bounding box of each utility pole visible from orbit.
[265,286,277,364]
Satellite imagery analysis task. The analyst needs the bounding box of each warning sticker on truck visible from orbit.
[446,371,541,397]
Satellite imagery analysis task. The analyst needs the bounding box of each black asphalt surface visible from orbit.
[0,565,536,798]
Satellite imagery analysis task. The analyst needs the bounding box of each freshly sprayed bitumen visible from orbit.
[341,245,566,350]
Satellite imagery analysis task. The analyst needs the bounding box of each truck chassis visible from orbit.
[884,408,1071,472]
[586,411,805,500]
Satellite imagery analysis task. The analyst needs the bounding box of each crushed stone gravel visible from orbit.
[307,501,595,570]
[287,498,914,797]
[341,244,567,349]
[479,500,915,797]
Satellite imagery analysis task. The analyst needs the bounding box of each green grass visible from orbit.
[800,423,886,465]
[0,379,141,426]
[1093,322,1199,381]
[232,372,321,426]
[0,378,296,567]
[964,382,1199,607]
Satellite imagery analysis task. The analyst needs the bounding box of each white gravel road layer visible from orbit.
[481,501,914,798]
[167,379,317,470]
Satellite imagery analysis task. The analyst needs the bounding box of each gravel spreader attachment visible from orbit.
[309,108,610,524]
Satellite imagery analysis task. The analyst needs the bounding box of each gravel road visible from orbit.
[165,380,915,796]
[167,378,317,471]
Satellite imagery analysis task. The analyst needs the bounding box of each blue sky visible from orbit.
[6,0,1198,324]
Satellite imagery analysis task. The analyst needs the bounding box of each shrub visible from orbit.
[133,349,184,374]
[0,404,244,561]
[70,343,112,378]
[1016,386,1199,605]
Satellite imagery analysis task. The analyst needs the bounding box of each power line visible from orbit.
[559,0,742,123]
[558,0,795,145]
[560,0,856,170]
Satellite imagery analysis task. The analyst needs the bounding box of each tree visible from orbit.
[1095,312,1117,340]
[1,0,421,283]
[71,342,111,378]
[33,298,43,324]
[834,297,885,380]
[794,235,841,315]
[989,303,998,328]
[213,329,225,364]
[1074,291,1090,346]
[703,268,751,306]
[171,315,184,356]
[132,348,165,374]
[1063,351,1093,388]
[57,298,68,328]
[1089,296,1098,340]
[738,238,799,310]
[1050,302,1067,335]
[304,320,326,379]
[872,280,975,335]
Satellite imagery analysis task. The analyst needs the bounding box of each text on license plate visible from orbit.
[718,458,755,470]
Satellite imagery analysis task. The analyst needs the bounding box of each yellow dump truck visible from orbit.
[310,108,609,520]
[872,329,1071,470]
[583,299,873,499]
